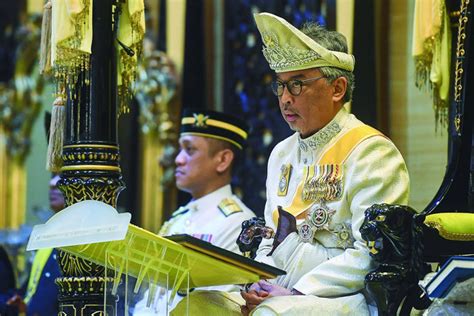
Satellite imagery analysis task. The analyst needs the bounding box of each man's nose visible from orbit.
[175,150,185,165]
[279,86,293,106]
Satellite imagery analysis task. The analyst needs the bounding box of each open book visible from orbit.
[424,256,474,299]
[166,234,285,279]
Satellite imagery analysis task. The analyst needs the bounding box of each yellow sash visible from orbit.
[272,125,383,224]
[24,248,54,304]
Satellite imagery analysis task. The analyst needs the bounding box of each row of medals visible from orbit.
[280,164,343,243]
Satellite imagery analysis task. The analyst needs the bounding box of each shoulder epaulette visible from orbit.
[218,198,243,217]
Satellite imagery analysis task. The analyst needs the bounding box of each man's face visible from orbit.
[174,135,220,198]
[276,68,339,138]
[49,174,65,212]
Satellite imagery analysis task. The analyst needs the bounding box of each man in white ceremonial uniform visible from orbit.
[172,13,410,316]
[133,109,255,315]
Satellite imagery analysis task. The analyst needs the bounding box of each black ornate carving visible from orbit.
[56,277,117,316]
[236,206,297,258]
[360,204,430,315]
[58,174,125,208]
[237,216,269,259]
[58,251,105,278]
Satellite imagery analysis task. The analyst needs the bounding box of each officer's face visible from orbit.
[175,135,220,198]
[49,174,65,212]
[276,68,342,138]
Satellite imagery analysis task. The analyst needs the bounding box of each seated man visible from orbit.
[133,109,256,314]
[173,13,410,316]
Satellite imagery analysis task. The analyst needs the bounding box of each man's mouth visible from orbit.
[285,113,298,122]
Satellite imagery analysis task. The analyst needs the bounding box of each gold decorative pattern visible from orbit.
[424,220,474,241]
[63,144,119,149]
[261,31,322,72]
[58,177,125,207]
[453,0,470,134]
[55,276,113,294]
[181,117,248,139]
[61,165,121,172]
[218,198,243,217]
[192,113,210,127]
[56,276,116,315]
[454,0,469,103]
[58,252,105,277]
[62,152,120,162]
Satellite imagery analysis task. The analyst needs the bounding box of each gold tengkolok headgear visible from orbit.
[180,109,249,150]
[254,12,355,73]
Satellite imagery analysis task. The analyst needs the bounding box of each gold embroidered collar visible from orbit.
[297,108,350,152]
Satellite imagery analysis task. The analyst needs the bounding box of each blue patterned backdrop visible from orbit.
[223,0,331,216]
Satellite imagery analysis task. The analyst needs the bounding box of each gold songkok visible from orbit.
[254,12,355,73]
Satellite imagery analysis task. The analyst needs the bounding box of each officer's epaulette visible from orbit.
[170,206,190,219]
[218,198,243,217]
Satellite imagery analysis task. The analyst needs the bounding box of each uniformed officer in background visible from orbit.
[133,109,255,315]
[7,174,64,316]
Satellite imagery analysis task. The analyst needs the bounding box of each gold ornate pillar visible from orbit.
[53,0,132,314]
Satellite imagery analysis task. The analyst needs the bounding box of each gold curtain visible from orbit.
[336,0,354,111]
[140,134,175,232]
[138,0,185,232]
[412,0,451,127]
[139,135,166,232]
[0,143,26,229]
[0,12,43,230]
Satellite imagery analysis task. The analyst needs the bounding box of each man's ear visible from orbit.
[332,77,347,103]
[215,149,234,173]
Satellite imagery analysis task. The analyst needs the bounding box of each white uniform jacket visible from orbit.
[253,107,409,310]
[133,184,255,315]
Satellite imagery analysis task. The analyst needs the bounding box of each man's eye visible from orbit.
[289,81,301,88]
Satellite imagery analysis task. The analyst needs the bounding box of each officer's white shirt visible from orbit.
[133,184,255,315]
[159,184,255,252]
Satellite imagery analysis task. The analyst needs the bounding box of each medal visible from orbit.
[309,204,335,230]
[334,223,355,249]
[298,202,335,243]
[302,164,343,202]
[298,222,314,242]
[277,164,292,196]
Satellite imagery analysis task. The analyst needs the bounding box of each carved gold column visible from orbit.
[55,0,125,314]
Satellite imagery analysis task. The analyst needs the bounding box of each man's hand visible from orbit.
[240,282,268,315]
[256,280,292,297]
[240,280,295,315]
[7,294,27,313]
